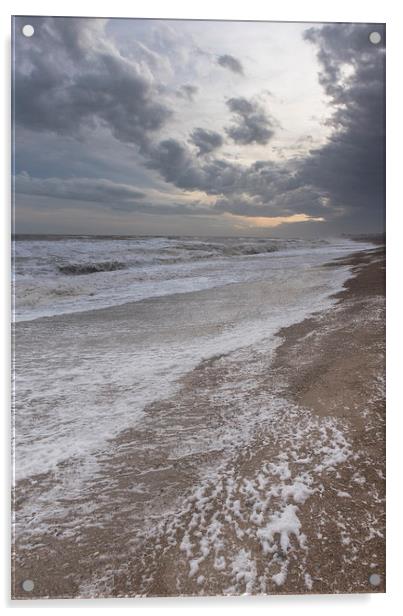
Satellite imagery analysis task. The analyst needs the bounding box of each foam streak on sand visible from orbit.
[130,400,353,596]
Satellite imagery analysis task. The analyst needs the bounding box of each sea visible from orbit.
[12,234,375,479]
[11,234,377,594]
[12,234,373,322]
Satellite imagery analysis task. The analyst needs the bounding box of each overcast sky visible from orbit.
[12,17,385,237]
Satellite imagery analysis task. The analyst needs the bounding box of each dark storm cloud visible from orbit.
[209,160,330,218]
[146,139,204,188]
[190,128,224,156]
[14,17,172,150]
[15,173,146,207]
[146,139,244,195]
[299,23,386,228]
[225,97,276,145]
[147,139,258,197]
[217,54,244,75]
[176,84,199,102]
[146,138,326,217]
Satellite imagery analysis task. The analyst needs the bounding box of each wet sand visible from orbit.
[12,247,385,598]
[269,247,386,593]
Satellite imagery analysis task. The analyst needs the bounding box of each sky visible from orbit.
[12,17,385,237]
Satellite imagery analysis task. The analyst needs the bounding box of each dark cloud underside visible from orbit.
[225,97,276,145]
[190,128,224,156]
[14,17,172,151]
[300,24,386,228]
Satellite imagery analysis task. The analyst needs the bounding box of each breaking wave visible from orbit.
[222,245,278,256]
[58,261,127,275]
[12,235,374,321]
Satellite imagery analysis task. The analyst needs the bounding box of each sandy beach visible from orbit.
[12,245,385,598]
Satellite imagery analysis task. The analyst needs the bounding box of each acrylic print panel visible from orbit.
[11,16,386,599]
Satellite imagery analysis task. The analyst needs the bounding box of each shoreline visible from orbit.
[268,247,386,593]
[12,247,385,598]
[127,247,385,597]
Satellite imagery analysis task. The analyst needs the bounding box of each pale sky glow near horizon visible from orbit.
[12,17,385,237]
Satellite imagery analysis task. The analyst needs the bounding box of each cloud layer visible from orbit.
[15,172,145,208]
[14,18,172,150]
[13,18,385,235]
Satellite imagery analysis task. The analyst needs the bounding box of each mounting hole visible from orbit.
[369,573,381,587]
[22,24,35,38]
[369,31,381,45]
[22,579,34,592]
